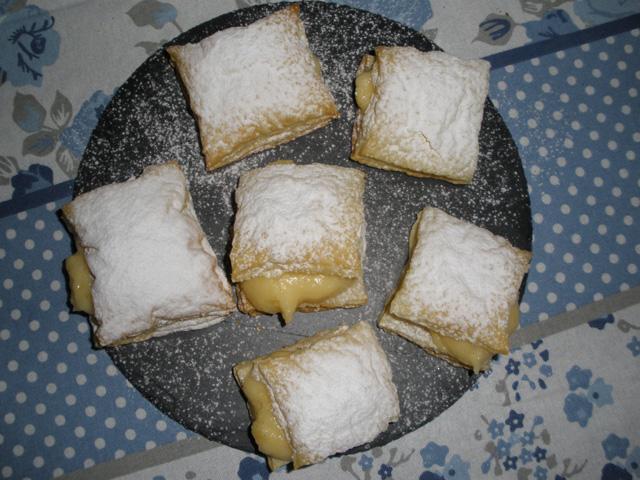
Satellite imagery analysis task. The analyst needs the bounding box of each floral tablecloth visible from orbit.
[0,1,638,479]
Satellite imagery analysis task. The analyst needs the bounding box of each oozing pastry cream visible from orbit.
[351,47,490,183]
[354,59,374,110]
[379,207,531,372]
[65,249,94,315]
[428,329,493,373]
[383,303,520,373]
[241,375,292,470]
[240,274,354,323]
[385,216,519,371]
[61,162,235,347]
[234,322,399,470]
[231,162,367,323]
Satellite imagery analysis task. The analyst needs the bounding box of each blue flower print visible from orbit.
[503,455,518,471]
[566,365,592,391]
[488,419,505,440]
[11,162,52,198]
[59,90,112,158]
[237,456,269,480]
[540,364,553,377]
[507,433,521,447]
[505,410,525,432]
[421,442,449,468]
[496,438,512,458]
[626,447,640,477]
[358,454,373,471]
[0,5,60,87]
[627,337,640,357]
[480,412,570,477]
[574,0,640,27]
[498,341,553,404]
[522,9,578,42]
[521,430,535,446]
[589,314,615,330]
[513,374,539,400]
[331,0,433,31]
[564,393,593,427]
[587,378,614,407]
[534,465,549,480]
[442,454,470,480]
[378,463,393,479]
[520,447,534,465]
[522,352,537,368]
[533,446,547,462]
[601,463,633,480]
[602,434,630,461]
[421,446,470,480]
[505,358,521,376]
[531,339,543,349]
[564,366,612,427]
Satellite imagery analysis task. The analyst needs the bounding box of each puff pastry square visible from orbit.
[61,162,235,347]
[351,47,490,183]
[230,162,367,322]
[234,321,399,469]
[167,5,339,171]
[379,207,531,372]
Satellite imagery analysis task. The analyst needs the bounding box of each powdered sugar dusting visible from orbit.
[354,48,489,181]
[232,162,365,281]
[64,163,234,346]
[240,322,399,466]
[78,2,531,453]
[390,207,531,347]
[167,5,338,168]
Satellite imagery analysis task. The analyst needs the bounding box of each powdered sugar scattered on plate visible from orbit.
[77,2,531,454]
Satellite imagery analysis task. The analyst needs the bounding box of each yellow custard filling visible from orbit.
[355,69,374,110]
[242,375,292,470]
[428,303,520,373]
[65,250,94,315]
[429,330,493,373]
[240,273,354,323]
[397,222,521,372]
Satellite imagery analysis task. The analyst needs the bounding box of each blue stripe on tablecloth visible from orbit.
[0,14,638,220]
[484,13,640,69]
[0,180,74,218]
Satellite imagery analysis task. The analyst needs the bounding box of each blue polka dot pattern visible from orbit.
[490,31,639,326]
[0,201,192,479]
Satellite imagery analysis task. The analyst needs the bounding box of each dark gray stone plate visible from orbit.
[76,1,531,455]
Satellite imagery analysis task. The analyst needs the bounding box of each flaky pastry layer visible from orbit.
[62,162,235,347]
[231,162,367,316]
[167,5,339,170]
[234,321,399,468]
[231,162,366,282]
[387,207,531,355]
[351,47,490,183]
[379,312,470,369]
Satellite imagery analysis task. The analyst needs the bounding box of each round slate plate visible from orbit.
[77,1,532,456]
